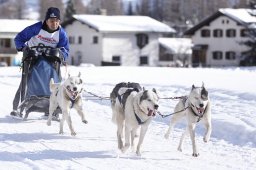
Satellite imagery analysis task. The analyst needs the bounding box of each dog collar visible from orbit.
[134,111,147,125]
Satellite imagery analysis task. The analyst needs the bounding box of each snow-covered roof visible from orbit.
[219,8,256,24]
[0,19,38,33]
[159,38,192,54]
[185,8,256,35]
[72,15,176,33]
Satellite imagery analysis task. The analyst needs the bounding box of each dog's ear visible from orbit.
[152,88,157,94]
[68,73,71,77]
[78,72,81,77]
[201,87,208,100]
[192,84,195,90]
[202,82,205,88]
[79,78,83,84]
[140,90,148,103]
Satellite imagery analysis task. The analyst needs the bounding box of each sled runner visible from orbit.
[10,43,62,120]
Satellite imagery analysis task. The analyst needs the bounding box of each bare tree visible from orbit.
[39,0,64,21]
[0,0,26,19]
[86,0,123,15]
[138,0,150,16]
[73,0,86,14]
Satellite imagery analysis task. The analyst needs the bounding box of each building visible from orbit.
[63,15,175,66]
[159,38,192,67]
[184,8,256,67]
[0,19,38,66]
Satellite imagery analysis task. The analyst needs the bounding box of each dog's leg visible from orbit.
[64,108,76,136]
[202,105,212,143]
[177,126,188,152]
[202,115,212,143]
[59,113,65,135]
[74,102,88,124]
[136,125,148,156]
[47,101,58,126]
[188,123,199,157]
[122,125,131,153]
[131,128,137,152]
[117,120,124,150]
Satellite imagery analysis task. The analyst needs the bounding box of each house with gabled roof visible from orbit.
[63,15,175,66]
[0,19,38,66]
[184,8,256,67]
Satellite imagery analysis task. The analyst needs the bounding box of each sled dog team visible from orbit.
[47,73,212,157]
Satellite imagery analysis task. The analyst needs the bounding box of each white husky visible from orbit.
[112,87,159,156]
[164,83,212,157]
[47,72,88,136]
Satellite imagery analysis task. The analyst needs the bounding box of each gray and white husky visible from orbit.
[164,83,212,157]
[47,72,88,136]
[111,85,159,156]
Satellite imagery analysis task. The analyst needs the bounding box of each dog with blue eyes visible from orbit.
[47,72,88,136]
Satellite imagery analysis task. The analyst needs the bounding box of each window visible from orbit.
[226,29,236,37]
[78,36,82,44]
[93,36,98,44]
[212,51,223,60]
[69,36,75,44]
[160,53,174,61]
[240,29,249,37]
[140,56,148,65]
[112,56,121,64]
[225,51,236,60]
[213,29,223,37]
[201,29,210,37]
[136,33,148,49]
[0,38,11,48]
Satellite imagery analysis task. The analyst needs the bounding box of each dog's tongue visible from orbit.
[70,91,78,99]
[148,109,156,116]
[197,107,204,115]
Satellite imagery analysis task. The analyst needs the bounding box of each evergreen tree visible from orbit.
[64,0,76,22]
[240,1,256,66]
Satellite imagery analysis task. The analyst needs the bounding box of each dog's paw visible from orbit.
[136,150,141,156]
[47,121,51,126]
[177,147,182,152]
[192,153,199,157]
[164,133,169,139]
[203,137,209,143]
[71,131,76,136]
[121,146,129,153]
[82,120,88,124]
[59,130,64,135]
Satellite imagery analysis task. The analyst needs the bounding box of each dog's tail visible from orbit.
[49,78,55,92]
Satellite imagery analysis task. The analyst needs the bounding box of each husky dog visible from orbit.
[112,87,159,156]
[164,83,212,157]
[47,72,88,136]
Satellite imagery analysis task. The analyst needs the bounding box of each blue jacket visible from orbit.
[14,21,69,60]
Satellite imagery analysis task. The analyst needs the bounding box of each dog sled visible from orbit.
[10,43,62,119]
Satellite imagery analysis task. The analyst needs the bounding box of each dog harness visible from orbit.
[117,88,140,108]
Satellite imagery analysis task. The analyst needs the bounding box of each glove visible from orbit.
[22,46,30,52]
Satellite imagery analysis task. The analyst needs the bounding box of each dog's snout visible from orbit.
[199,103,204,108]
[154,104,159,110]
[73,87,77,91]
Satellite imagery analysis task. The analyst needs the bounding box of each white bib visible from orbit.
[28,29,60,48]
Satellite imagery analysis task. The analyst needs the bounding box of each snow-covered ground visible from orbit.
[0,66,255,170]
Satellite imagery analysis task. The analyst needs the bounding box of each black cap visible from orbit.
[45,7,60,20]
